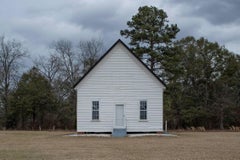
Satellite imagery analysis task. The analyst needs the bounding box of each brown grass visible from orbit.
[0,131,239,160]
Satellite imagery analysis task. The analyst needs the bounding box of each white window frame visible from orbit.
[140,100,147,120]
[92,101,99,120]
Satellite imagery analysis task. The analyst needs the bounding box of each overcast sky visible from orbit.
[1,0,240,59]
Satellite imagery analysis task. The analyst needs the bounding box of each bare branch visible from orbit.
[77,38,104,73]
[0,35,28,124]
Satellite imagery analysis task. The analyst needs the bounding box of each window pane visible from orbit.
[140,111,147,120]
[140,105,146,110]
[92,111,99,120]
[92,101,99,110]
[140,101,147,110]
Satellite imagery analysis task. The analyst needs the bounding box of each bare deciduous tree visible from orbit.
[32,38,104,129]
[51,40,81,87]
[78,39,104,73]
[34,54,60,84]
[0,36,27,127]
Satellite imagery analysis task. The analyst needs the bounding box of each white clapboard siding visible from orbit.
[75,41,165,132]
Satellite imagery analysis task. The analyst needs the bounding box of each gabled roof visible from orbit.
[73,39,166,88]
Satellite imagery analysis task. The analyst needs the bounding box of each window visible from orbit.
[140,101,147,120]
[92,101,99,120]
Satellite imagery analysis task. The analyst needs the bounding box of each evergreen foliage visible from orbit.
[121,6,240,129]
[120,6,180,75]
[8,67,57,129]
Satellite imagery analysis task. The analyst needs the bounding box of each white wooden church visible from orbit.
[74,39,165,137]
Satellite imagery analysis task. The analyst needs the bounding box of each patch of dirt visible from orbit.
[0,131,239,160]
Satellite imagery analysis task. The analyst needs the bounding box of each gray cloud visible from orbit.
[0,0,239,58]
[164,0,240,53]
[170,0,240,25]
[70,3,119,31]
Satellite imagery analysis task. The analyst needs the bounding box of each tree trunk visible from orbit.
[32,107,36,130]
[3,81,9,128]
[220,107,224,130]
[21,106,25,129]
[150,58,155,72]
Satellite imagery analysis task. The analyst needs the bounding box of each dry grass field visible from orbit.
[0,131,239,160]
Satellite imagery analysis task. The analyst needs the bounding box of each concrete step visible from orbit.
[112,128,127,137]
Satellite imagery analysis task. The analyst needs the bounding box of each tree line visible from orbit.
[0,5,239,130]
[121,6,240,129]
[0,37,104,130]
